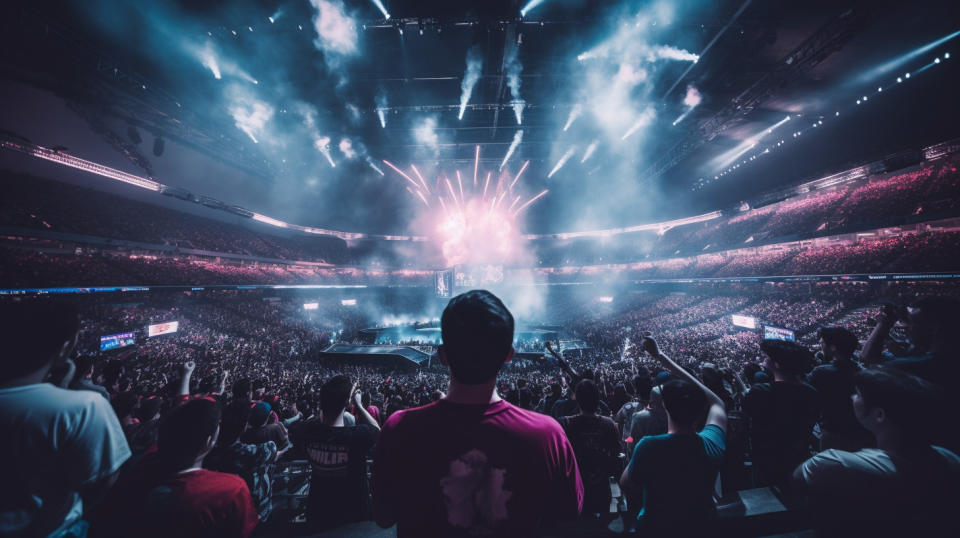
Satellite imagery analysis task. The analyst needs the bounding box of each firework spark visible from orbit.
[384,161,549,266]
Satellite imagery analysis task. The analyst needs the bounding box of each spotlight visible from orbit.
[935,57,941,64]
[835,111,840,116]
[897,77,902,83]
[856,100,861,105]
[945,52,951,59]
[863,96,868,101]
[905,72,910,78]
[818,120,823,125]
[878,87,882,92]
[418,20,424,35]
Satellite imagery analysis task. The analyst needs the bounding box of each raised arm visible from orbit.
[352,387,381,431]
[178,361,195,398]
[640,336,727,433]
[546,341,579,381]
[861,305,895,365]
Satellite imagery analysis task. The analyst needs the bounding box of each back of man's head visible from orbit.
[440,290,514,385]
[818,326,859,359]
[648,385,664,410]
[320,375,353,418]
[908,297,960,350]
[74,355,95,377]
[0,300,80,383]
[854,366,942,440]
[158,398,221,470]
[575,379,600,414]
[661,379,706,426]
[761,339,812,376]
[248,401,272,428]
[232,377,252,400]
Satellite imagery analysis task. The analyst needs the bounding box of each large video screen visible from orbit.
[100,332,136,352]
[731,314,757,329]
[435,269,453,298]
[147,321,179,337]
[454,264,504,289]
[763,325,795,342]
[303,302,319,310]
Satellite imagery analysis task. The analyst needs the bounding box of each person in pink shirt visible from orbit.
[373,290,584,537]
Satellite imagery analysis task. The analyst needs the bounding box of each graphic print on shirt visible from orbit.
[305,442,349,475]
[440,449,513,531]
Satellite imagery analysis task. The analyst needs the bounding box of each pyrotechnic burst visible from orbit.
[382,146,547,266]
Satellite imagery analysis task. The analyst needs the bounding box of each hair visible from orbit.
[550,383,563,397]
[854,366,942,439]
[633,375,652,401]
[158,398,221,470]
[233,378,252,399]
[818,326,860,358]
[760,339,813,376]
[440,290,515,385]
[136,396,163,422]
[909,297,960,347]
[112,391,139,419]
[320,375,353,418]
[661,379,706,426]
[575,379,600,414]
[0,300,80,382]
[74,355,95,376]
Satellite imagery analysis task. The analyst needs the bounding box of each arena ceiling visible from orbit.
[1,0,958,237]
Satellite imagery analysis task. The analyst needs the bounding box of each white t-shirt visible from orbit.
[795,446,960,535]
[0,383,131,536]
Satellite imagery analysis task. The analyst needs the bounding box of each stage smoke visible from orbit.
[563,104,582,131]
[548,146,576,178]
[581,140,599,163]
[309,0,359,60]
[500,130,524,170]
[505,36,524,124]
[458,46,483,120]
[621,107,656,140]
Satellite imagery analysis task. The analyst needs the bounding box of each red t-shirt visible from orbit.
[98,456,259,538]
[373,399,583,537]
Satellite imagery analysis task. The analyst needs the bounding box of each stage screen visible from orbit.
[454,264,504,289]
[303,302,319,310]
[763,325,795,342]
[100,332,135,352]
[147,321,179,337]
[435,269,453,298]
[341,299,357,306]
[731,314,757,329]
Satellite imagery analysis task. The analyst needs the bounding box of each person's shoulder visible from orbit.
[931,446,960,469]
[193,468,249,491]
[599,415,617,428]
[381,400,441,431]
[811,448,883,472]
[809,363,837,378]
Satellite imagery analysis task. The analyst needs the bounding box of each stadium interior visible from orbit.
[2,0,959,537]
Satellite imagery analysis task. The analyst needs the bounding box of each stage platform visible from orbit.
[318,344,433,368]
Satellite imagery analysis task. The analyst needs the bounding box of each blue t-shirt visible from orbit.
[626,425,725,533]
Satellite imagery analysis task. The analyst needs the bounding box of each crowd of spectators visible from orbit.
[2,227,957,289]
[4,282,959,536]
[3,149,960,273]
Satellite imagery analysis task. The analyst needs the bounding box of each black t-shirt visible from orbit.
[807,361,865,434]
[743,381,820,485]
[289,420,378,529]
[557,414,620,513]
